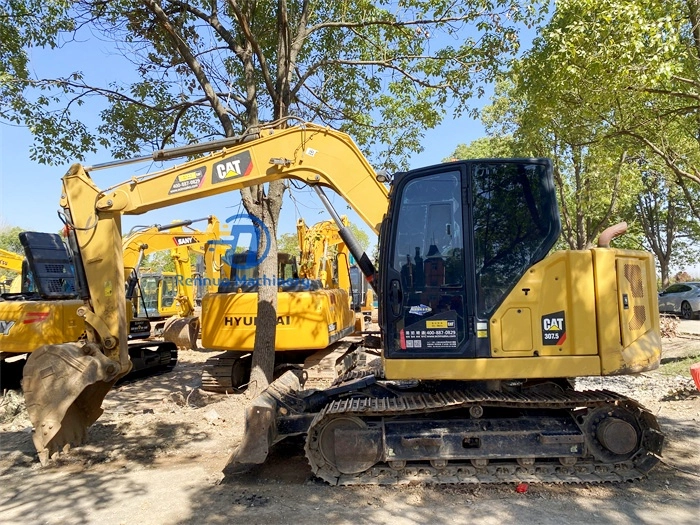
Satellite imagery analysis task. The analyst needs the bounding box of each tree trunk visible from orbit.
[241,179,286,398]
[659,259,670,289]
[247,231,279,398]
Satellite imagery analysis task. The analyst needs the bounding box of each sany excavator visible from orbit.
[21,123,663,484]
[199,214,365,393]
[121,216,227,349]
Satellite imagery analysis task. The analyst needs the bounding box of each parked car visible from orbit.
[658,282,700,320]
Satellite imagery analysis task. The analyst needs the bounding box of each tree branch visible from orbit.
[587,151,626,244]
[142,0,235,135]
[621,130,700,185]
[305,12,501,35]
[228,0,279,106]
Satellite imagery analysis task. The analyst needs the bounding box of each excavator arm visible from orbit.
[0,249,24,293]
[23,123,388,461]
[0,248,24,274]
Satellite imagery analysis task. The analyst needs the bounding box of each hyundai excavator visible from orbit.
[21,123,663,484]
[200,214,364,393]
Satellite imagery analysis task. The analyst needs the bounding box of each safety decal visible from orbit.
[212,151,253,184]
[22,312,49,324]
[168,166,207,194]
[409,304,432,316]
[542,311,566,346]
[402,310,458,350]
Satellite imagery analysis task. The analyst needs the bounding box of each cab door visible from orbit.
[382,166,474,359]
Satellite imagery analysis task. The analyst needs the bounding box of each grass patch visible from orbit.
[659,355,699,378]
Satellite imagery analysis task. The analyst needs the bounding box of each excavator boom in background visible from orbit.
[121,216,227,349]
[0,248,24,294]
[19,123,663,484]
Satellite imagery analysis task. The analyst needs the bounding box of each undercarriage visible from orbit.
[229,362,664,485]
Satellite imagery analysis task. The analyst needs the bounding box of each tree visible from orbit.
[145,251,177,273]
[515,0,700,210]
[4,0,544,396]
[0,226,24,254]
[444,135,519,161]
[637,164,700,287]
[277,232,299,257]
[460,80,642,251]
[346,222,370,254]
[474,0,700,258]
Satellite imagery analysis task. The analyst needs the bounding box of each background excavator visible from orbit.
[199,214,366,393]
[121,216,227,349]
[20,123,663,485]
[0,248,24,294]
[0,218,222,388]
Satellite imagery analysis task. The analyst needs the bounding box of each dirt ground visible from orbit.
[1,336,699,525]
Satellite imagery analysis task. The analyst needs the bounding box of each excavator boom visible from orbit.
[0,248,24,274]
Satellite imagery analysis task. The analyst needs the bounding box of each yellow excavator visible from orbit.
[21,123,663,485]
[200,214,363,392]
[296,216,374,330]
[0,248,24,293]
[0,218,221,385]
[121,216,227,349]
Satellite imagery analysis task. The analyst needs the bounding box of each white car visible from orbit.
[658,282,700,320]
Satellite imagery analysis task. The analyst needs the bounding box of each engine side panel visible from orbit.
[201,289,355,351]
[382,248,661,381]
[0,299,84,355]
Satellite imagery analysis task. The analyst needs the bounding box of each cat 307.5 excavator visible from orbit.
[20,123,663,483]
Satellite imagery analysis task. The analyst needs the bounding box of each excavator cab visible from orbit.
[218,251,300,292]
[135,272,180,318]
[18,232,79,299]
[380,159,559,361]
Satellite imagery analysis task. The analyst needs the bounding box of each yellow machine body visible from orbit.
[0,299,84,355]
[201,288,355,351]
[383,248,660,380]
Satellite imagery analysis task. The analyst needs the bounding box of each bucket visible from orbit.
[691,363,700,391]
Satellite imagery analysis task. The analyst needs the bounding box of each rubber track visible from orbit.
[305,388,662,485]
[201,354,241,393]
